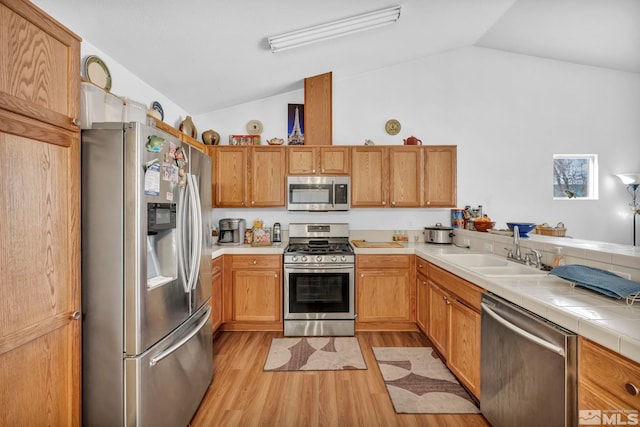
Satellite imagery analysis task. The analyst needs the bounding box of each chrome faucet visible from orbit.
[513,225,521,260]
[504,224,543,269]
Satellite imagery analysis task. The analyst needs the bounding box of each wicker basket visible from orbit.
[536,224,567,237]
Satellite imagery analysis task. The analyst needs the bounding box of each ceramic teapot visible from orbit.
[403,136,422,145]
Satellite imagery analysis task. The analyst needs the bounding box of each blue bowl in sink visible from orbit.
[507,222,537,238]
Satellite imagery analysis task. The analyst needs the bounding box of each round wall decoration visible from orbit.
[385,119,401,135]
[247,120,263,135]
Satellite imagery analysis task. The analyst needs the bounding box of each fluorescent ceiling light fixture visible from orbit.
[268,6,401,53]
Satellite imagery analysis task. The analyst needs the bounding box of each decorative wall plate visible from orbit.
[385,119,401,135]
[152,101,164,121]
[247,120,263,135]
[84,55,112,92]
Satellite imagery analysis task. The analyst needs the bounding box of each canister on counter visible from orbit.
[451,208,465,229]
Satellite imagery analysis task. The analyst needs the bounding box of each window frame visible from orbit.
[552,154,599,200]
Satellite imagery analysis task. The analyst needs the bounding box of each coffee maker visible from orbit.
[218,218,246,245]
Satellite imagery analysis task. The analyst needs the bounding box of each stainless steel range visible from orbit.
[284,223,355,337]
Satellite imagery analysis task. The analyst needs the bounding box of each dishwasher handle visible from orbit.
[481,302,565,356]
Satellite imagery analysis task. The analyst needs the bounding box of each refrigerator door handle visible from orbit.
[149,305,211,366]
[186,173,201,293]
[191,174,203,292]
[177,183,189,293]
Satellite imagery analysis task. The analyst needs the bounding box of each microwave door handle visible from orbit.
[332,180,335,208]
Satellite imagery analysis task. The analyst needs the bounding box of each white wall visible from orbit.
[196,46,640,245]
[79,40,190,128]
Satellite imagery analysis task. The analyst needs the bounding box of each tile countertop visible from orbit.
[211,241,640,364]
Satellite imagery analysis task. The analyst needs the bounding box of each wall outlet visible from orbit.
[483,242,494,253]
[463,238,471,247]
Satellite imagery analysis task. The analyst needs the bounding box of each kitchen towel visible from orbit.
[372,347,480,414]
[550,265,640,299]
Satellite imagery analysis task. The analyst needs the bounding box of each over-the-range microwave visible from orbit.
[287,176,350,211]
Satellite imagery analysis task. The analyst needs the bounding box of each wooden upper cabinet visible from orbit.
[424,145,457,207]
[1,1,81,425]
[304,72,332,145]
[0,0,80,131]
[212,146,285,208]
[287,146,350,175]
[389,146,422,207]
[214,146,248,207]
[250,146,286,207]
[351,146,387,207]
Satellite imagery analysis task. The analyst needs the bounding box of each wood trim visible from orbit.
[0,108,76,147]
[304,72,332,145]
[0,312,77,356]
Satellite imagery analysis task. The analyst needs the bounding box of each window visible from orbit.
[553,154,598,200]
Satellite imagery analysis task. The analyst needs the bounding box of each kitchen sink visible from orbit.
[439,253,547,277]
[470,265,548,277]
[439,253,509,267]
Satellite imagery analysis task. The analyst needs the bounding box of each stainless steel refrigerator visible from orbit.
[81,122,213,427]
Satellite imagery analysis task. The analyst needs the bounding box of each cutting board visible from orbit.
[351,240,404,248]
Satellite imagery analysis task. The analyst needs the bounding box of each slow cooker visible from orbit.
[423,223,454,244]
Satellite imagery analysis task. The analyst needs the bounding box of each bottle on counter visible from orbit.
[553,247,566,267]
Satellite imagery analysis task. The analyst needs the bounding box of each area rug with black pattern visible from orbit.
[372,347,480,414]
[264,337,366,371]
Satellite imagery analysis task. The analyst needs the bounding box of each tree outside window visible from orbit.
[553,154,598,200]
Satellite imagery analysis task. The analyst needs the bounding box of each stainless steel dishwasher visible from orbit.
[480,293,577,427]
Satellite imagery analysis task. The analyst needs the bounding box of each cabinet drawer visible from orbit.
[579,337,640,410]
[416,256,429,277]
[212,256,223,275]
[230,255,281,269]
[429,263,484,311]
[358,255,410,269]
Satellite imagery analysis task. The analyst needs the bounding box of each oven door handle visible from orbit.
[285,264,353,270]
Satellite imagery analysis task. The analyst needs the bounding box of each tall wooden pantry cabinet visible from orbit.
[0,1,82,425]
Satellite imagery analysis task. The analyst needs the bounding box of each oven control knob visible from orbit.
[341,255,347,262]
[301,256,308,262]
[331,256,337,262]
[292,256,298,262]
[316,255,323,263]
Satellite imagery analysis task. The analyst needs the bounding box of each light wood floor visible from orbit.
[189,331,489,427]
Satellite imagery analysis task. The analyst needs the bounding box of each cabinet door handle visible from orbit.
[391,201,396,207]
[274,273,278,278]
[381,201,386,206]
[445,300,451,305]
[312,169,316,173]
[72,118,80,127]
[252,259,257,265]
[70,311,81,320]
[442,295,447,301]
[360,273,364,278]
[626,383,640,396]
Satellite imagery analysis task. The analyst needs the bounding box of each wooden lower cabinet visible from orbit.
[426,263,483,399]
[448,298,481,398]
[427,281,450,358]
[356,255,416,331]
[210,256,223,333]
[578,337,640,416]
[222,255,282,331]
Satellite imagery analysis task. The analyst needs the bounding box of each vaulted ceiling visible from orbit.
[33,0,640,115]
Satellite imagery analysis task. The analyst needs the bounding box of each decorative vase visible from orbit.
[179,116,197,139]
[202,129,220,145]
